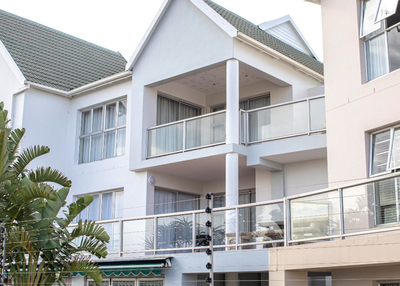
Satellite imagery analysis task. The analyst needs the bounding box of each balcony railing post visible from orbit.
[192,212,196,252]
[183,121,187,152]
[307,98,311,135]
[339,188,345,238]
[235,207,239,249]
[284,197,289,247]
[153,217,157,255]
[119,219,123,257]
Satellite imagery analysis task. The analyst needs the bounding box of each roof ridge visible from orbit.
[0,9,122,56]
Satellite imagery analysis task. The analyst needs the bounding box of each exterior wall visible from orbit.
[322,0,400,184]
[0,51,23,120]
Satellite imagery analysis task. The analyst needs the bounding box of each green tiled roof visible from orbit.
[204,0,324,76]
[0,9,127,91]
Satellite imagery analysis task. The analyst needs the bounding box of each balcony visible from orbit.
[87,173,400,256]
[146,96,325,158]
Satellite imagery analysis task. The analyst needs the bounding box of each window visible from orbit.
[88,279,164,286]
[77,190,123,221]
[361,0,400,81]
[370,126,400,175]
[157,95,201,125]
[211,94,270,112]
[154,188,199,214]
[79,99,127,163]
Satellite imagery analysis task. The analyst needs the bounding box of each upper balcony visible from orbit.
[146,95,326,159]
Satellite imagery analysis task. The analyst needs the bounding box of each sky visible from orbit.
[0,0,323,62]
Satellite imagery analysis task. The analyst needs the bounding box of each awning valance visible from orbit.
[72,258,171,277]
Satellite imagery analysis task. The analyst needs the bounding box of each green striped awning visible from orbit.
[72,258,170,277]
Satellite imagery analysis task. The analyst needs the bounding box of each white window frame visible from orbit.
[361,0,400,81]
[78,98,127,164]
[87,278,164,286]
[369,125,400,176]
[75,189,123,222]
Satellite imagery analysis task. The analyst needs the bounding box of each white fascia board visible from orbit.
[259,15,320,62]
[69,71,132,96]
[190,0,238,37]
[126,0,172,71]
[237,32,324,83]
[26,82,69,97]
[0,40,26,85]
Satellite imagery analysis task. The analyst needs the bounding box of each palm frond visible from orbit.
[76,237,108,258]
[12,145,50,175]
[71,220,110,243]
[28,167,72,187]
[64,257,103,284]
[57,195,93,228]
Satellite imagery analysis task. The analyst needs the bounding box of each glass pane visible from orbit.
[177,192,199,212]
[239,203,284,245]
[366,34,389,81]
[290,191,340,240]
[102,221,121,252]
[157,96,179,125]
[371,130,390,174]
[90,134,102,162]
[113,281,135,286]
[103,130,116,159]
[375,177,398,224]
[375,0,399,22]
[180,102,200,120]
[248,95,270,109]
[123,218,154,251]
[116,128,126,156]
[88,194,99,221]
[362,0,382,37]
[388,26,400,72]
[147,122,183,157]
[81,111,91,135]
[118,100,127,126]
[343,184,375,233]
[185,112,226,149]
[195,212,226,247]
[115,191,123,219]
[105,103,117,129]
[101,193,113,220]
[156,214,193,250]
[92,107,103,133]
[154,189,177,215]
[79,137,90,164]
[390,128,400,169]
[310,98,326,131]
[248,101,308,142]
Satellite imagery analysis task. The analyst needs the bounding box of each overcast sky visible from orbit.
[0,0,323,61]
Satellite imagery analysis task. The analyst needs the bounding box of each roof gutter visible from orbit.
[25,71,132,98]
[236,32,324,83]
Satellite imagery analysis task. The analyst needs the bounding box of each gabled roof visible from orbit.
[259,15,320,62]
[0,9,127,91]
[203,0,324,75]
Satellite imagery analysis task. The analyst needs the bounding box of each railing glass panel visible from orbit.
[123,218,154,251]
[101,221,121,253]
[247,101,308,143]
[343,177,400,234]
[310,97,326,131]
[186,112,226,149]
[147,122,183,157]
[290,191,340,240]
[156,214,193,250]
[238,203,284,246]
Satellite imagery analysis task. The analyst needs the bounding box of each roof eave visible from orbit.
[0,40,26,85]
[236,32,324,83]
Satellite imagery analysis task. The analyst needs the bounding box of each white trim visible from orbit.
[190,0,238,37]
[126,0,172,71]
[26,82,69,97]
[236,32,324,82]
[0,40,26,84]
[258,15,321,61]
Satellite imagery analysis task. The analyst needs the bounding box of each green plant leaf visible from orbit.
[13,145,50,175]
[27,167,72,188]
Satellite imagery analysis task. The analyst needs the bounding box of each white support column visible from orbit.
[226,153,239,207]
[226,59,239,145]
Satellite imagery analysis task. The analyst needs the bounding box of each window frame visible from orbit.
[78,98,127,164]
[75,189,123,222]
[369,125,400,176]
[361,0,400,81]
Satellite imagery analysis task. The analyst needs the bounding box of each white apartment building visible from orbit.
[2,0,399,285]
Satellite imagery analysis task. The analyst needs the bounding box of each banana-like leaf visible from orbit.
[12,145,50,175]
[28,167,72,188]
[77,237,108,258]
[57,195,93,228]
[8,128,25,160]
[71,220,110,243]
[0,130,10,178]
[64,257,103,284]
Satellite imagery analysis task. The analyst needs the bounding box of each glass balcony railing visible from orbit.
[147,111,226,158]
[146,96,326,158]
[241,96,326,144]
[70,173,400,256]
